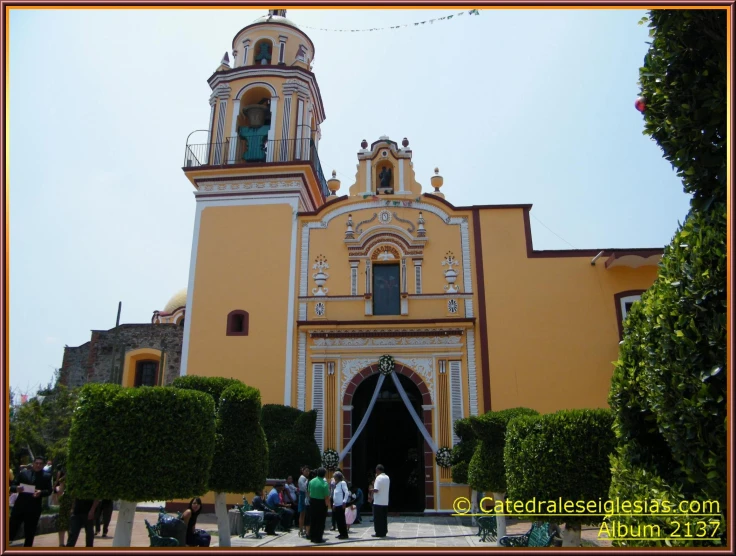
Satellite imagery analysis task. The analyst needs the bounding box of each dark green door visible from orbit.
[373,264,400,315]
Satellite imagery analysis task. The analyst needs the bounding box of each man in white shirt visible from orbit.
[370,464,390,537]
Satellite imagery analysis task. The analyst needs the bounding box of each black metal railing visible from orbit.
[184,134,329,200]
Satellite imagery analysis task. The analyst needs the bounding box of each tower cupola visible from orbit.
[182,9,329,211]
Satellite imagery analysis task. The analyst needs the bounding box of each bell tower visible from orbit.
[180,10,327,404]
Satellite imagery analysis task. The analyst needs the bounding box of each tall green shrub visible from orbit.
[261,404,320,478]
[171,375,241,407]
[467,408,538,492]
[637,10,726,210]
[66,383,215,501]
[505,409,615,545]
[609,206,727,546]
[210,383,268,493]
[450,417,478,484]
[609,9,727,547]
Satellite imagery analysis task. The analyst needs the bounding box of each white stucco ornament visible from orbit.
[442,251,460,294]
[312,255,330,296]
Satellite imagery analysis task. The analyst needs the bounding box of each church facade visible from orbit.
[172,11,662,511]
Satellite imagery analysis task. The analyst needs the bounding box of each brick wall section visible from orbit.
[59,324,184,387]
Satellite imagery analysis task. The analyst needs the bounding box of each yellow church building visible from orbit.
[178,10,661,512]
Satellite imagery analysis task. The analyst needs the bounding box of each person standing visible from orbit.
[54,468,73,547]
[370,464,390,538]
[8,456,53,546]
[297,466,310,537]
[331,471,350,539]
[66,498,99,547]
[94,499,114,537]
[308,467,331,544]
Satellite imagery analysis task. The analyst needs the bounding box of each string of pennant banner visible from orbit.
[300,9,480,33]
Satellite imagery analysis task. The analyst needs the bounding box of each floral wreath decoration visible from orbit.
[322,448,339,470]
[436,447,453,468]
[378,355,395,376]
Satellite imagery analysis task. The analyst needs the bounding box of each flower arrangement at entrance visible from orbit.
[322,448,339,470]
[436,447,453,468]
[378,355,395,376]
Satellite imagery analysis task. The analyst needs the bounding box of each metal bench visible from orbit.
[235,499,264,539]
[144,519,179,547]
[498,521,558,547]
[477,515,498,542]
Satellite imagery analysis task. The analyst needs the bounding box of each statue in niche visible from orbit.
[255,42,272,65]
[378,166,393,193]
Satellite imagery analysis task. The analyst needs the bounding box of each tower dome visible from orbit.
[163,288,187,314]
[249,12,300,29]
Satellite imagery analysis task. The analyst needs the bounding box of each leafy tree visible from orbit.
[173,376,268,547]
[467,407,539,539]
[67,384,215,547]
[450,417,478,485]
[505,409,615,546]
[608,9,727,547]
[261,404,320,479]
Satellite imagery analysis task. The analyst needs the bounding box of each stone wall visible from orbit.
[59,324,183,387]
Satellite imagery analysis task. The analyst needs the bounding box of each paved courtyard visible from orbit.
[14,511,612,548]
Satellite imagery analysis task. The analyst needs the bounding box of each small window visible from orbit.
[226,310,249,336]
[135,360,158,387]
[615,291,644,341]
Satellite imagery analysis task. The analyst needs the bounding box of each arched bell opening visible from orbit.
[237,86,273,162]
[252,38,273,65]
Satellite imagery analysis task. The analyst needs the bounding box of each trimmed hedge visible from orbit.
[210,383,268,493]
[268,411,321,479]
[638,10,726,210]
[261,404,320,479]
[450,418,478,484]
[67,384,215,501]
[171,376,242,408]
[467,408,538,492]
[505,409,615,528]
[609,205,727,546]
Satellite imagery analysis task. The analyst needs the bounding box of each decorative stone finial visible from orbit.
[431,168,444,197]
[417,211,426,237]
[327,170,341,195]
[345,214,354,240]
[402,138,409,148]
[361,139,368,149]
[221,52,230,65]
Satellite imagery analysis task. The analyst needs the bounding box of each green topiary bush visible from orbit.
[210,383,268,493]
[450,417,478,484]
[267,410,321,479]
[261,404,320,479]
[67,383,215,501]
[171,375,242,408]
[467,408,539,492]
[609,206,727,546]
[505,409,615,545]
[637,10,726,210]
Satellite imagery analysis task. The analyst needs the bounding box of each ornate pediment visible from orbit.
[344,209,428,258]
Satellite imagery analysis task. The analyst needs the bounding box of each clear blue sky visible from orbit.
[8,8,691,396]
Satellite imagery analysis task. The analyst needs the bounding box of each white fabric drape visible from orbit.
[339,374,386,462]
[390,372,437,452]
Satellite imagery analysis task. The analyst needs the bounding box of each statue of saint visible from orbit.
[378,167,392,191]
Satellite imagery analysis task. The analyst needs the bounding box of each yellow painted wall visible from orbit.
[186,204,293,404]
[476,208,658,413]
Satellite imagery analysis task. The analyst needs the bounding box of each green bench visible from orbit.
[235,499,264,539]
[144,519,179,547]
[477,515,498,542]
[498,521,558,547]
